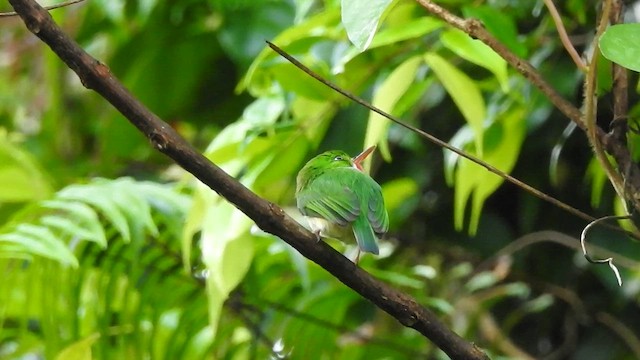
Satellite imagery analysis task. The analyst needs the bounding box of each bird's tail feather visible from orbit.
[352,216,379,255]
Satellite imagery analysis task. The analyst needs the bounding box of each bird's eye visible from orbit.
[333,156,343,161]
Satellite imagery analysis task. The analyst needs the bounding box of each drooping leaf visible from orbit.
[424,52,486,156]
[41,200,107,248]
[0,224,78,267]
[365,55,423,162]
[452,107,526,234]
[440,28,509,91]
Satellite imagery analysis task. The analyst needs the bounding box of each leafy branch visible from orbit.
[7,0,488,358]
[416,0,640,215]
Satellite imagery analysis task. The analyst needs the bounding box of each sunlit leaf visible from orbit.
[365,55,423,163]
[441,28,509,91]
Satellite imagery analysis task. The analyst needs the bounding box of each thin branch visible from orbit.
[6,1,488,359]
[584,0,627,212]
[0,0,86,16]
[266,41,634,237]
[543,0,587,71]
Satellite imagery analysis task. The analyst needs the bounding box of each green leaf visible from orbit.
[365,55,423,162]
[54,334,100,360]
[240,10,341,94]
[452,107,526,234]
[424,52,486,156]
[341,0,394,51]
[441,28,509,92]
[369,17,442,49]
[0,224,78,267]
[600,24,640,72]
[201,201,254,339]
[41,201,107,248]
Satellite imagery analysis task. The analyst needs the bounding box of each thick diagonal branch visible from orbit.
[7,0,488,359]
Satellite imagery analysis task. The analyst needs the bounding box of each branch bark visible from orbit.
[7,0,488,359]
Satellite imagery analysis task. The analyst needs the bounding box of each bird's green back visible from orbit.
[296,150,388,255]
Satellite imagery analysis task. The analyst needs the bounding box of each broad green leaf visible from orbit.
[453,107,526,234]
[424,52,486,156]
[600,24,640,72]
[341,0,394,51]
[339,14,443,66]
[441,29,509,92]
[365,55,423,162]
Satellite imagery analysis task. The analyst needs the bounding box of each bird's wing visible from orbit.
[296,174,360,226]
[365,180,389,237]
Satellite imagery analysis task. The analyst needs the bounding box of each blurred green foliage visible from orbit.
[2,0,640,359]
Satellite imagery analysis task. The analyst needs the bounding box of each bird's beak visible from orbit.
[352,145,376,171]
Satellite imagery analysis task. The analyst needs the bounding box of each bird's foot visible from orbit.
[313,230,322,242]
[354,249,361,264]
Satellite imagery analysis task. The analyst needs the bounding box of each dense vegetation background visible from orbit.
[2,0,640,358]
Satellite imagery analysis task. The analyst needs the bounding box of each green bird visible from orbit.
[295,146,389,262]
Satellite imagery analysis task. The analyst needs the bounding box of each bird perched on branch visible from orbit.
[295,146,389,262]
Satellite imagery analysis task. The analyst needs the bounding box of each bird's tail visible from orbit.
[352,215,379,255]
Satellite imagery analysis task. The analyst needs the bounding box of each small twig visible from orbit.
[580,215,629,286]
[0,0,86,16]
[543,0,587,71]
